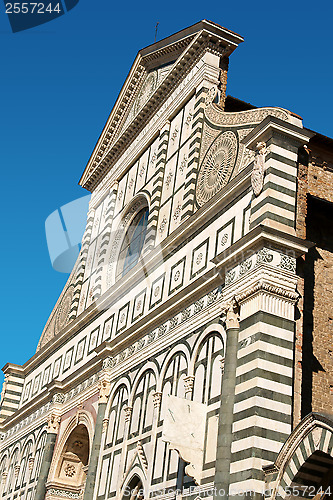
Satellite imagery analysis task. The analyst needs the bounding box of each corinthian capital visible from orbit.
[47,413,61,434]
[221,298,240,329]
[98,379,111,404]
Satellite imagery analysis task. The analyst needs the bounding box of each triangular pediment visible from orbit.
[79,20,243,191]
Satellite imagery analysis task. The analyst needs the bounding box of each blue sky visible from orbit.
[0,0,332,381]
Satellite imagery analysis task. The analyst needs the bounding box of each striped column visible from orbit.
[0,365,24,423]
[144,123,170,251]
[181,85,207,221]
[241,116,313,235]
[35,412,61,500]
[69,206,95,320]
[84,373,111,500]
[227,282,299,499]
[92,184,118,299]
[214,300,240,499]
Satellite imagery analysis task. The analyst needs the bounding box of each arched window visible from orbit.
[117,207,149,279]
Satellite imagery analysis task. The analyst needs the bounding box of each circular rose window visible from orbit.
[196,131,238,207]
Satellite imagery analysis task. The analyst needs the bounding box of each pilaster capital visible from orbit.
[98,379,111,404]
[47,413,61,434]
[184,376,195,396]
[221,298,240,329]
[124,405,133,422]
[152,392,162,410]
[28,456,35,471]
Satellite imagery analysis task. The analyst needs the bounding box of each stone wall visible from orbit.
[295,138,333,425]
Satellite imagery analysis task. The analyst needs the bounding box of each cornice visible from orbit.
[235,281,299,304]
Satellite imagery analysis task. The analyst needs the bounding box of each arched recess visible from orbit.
[106,194,151,287]
[266,413,333,500]
[129,369,157,438]
[105,384,129,447]
[47,411,94,496]
[120,468,146,500]
[191,328,225,405]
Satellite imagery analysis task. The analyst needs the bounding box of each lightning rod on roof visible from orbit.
[155,22,159,43]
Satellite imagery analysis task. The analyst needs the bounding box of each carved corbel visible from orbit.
[47,413,61,434]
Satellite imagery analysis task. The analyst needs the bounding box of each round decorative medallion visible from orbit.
[196,131,238,207]
[134,71,158,114]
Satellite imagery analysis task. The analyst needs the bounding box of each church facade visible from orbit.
[1,20,333,500]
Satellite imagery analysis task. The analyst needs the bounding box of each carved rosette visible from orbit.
[47,413,61,434]
[251,141,267,196]
[196,131,238,207]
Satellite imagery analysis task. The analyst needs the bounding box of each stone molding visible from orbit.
[235,281,299,305]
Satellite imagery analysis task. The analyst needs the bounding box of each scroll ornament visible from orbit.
[251,141,267,196]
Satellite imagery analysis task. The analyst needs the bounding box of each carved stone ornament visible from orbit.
[102,418,109,434]
[124,405,133,423]
[251,141,267,196]
[152,392,162,410]
[184,376,195,396]
[221,299,240,330]
[47,413,61,434]
[14,464,20,478]
[28,456,35,471]
[1,471,7,484]
[196,131,238,207]
[98,379,111,404]
[205,86,218,107]
[136,441,148,470]
[102,357,115,370]
[52,393,65,405]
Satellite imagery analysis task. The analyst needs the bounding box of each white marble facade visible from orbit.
[0,20,317,500]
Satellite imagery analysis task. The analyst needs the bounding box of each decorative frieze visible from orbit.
[225,247,296,287]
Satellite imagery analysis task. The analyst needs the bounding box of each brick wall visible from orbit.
[295,138,333,426]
